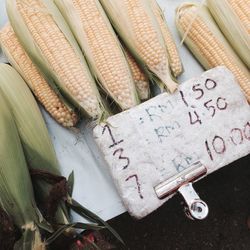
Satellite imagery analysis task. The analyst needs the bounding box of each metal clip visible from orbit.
[179,183,208,220]
[154,161,209,220]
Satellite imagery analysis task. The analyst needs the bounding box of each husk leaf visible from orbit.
[0,64,69,225]
[54,0,140,110]
[0,90,51,249]
[149,0,184,77]
[6,0,106,119]
[0,23,78,123]
[99,0,178,93]
[207,0,250,68]
[14,224,46,250]
[175,3,250,77]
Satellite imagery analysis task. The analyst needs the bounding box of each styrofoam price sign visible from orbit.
[94,67,250,219]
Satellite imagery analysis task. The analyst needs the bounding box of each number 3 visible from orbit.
[113,148,130,170]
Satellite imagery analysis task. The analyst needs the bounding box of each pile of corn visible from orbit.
[0,0,249,247]
[0,0,249,125]
[0,1,183,246]
[0,0,182,247]
[0,0,183,128]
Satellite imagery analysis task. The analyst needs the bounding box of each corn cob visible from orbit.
[176,3,250,102]
[0,23,78,128]
[149,0,183,77]
[55,0,139,110]
[0,89,51,249]
[124,48,150,100]
[207,0,250,68]
[7,0,106,119]
[99,0,178,93]
[0,63,69,225]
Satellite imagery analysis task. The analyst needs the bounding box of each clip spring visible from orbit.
[155,161,209,220]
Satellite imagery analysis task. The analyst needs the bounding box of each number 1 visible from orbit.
[102,124,124,148]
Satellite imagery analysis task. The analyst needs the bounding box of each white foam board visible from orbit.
[94,67,250,218]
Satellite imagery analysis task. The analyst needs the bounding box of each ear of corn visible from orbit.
[149,0,183,77]
[0,23,78,128]
[176,3,250,102]
[6,0,106,119]
[0,63,69,225]
[54,0,140,110]
[207,0,250,68]
[0,64,118,235]
[99,0,178,93]
[0,89,50,249]
[124,48,150,100]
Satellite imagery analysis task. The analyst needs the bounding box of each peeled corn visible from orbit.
[7,0,106,119]
[0,23,78,127]
[99,0,178,93]
[55,0,140,110]
[176,3,250,102]
[207,0,250,68]
[149,0,183,77]
[0,88,51,249]
[124,48,150,100]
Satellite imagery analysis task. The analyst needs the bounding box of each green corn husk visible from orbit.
[54,0,140,111]
[0,64,124,243]
[99,0,178,93]
[0,63,69,225]
[0,89,52,249]
[207,0,250,68]
[6,0,107,120]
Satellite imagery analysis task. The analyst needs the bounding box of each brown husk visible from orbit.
[0,207,21,250]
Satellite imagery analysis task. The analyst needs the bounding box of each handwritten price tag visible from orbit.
[93,67,250,219]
